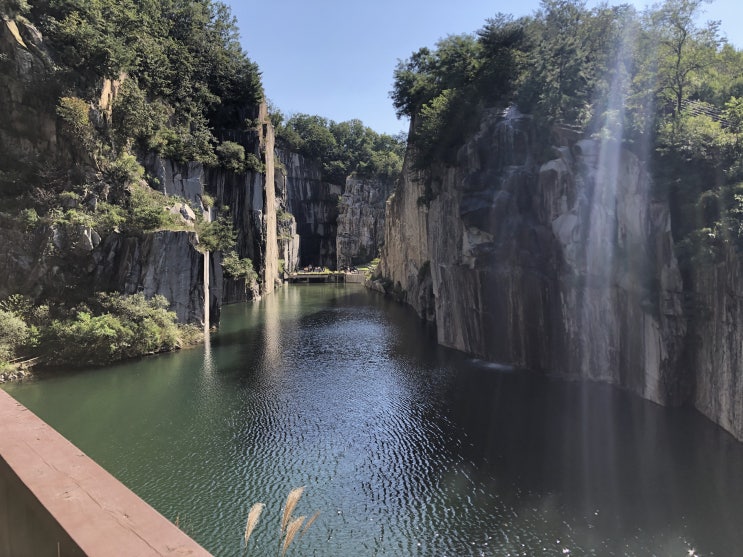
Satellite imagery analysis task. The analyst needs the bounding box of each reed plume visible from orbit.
[280,486,305,533]
[243,502,264,554]
[241,486,319,555]
[281,515,306,556]
[298,510,320,541]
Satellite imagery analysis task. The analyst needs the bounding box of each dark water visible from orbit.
[4,284,743,556]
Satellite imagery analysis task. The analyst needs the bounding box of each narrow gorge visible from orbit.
[2,0,743,443]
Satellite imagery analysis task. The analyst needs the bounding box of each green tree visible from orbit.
[221,251,258,283]
[647,0,722,116]
[216,141,247,173]
[198,211,237,252]
[276,113,404,183]
[0,309,29,364]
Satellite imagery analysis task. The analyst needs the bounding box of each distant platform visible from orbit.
[286,271,365,284]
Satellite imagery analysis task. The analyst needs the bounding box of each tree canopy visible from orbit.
[29,0,263,164]
[391,0,743,264]
[272,111,406,185]
[391,0,739,166]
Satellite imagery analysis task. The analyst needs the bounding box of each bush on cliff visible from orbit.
[196,210,237,252]
[40,293,199,366]
[221,251,258,284]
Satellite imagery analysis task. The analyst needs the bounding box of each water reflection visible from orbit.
[3,285,743,556]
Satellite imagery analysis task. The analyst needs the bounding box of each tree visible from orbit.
[276,113,404,184]
[476,14,527,105]
[0,309,29,364]
[647,0,722,116]
[221,251,258,283]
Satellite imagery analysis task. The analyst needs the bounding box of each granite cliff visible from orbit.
[337,175,395,268]
[276,149,341,269]
[276,149,391,270]
[377,106,743,440]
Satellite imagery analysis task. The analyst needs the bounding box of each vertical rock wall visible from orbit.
[92,231,207,324]
[260,103,279,293]
[379,107,688,413]
[277,149,341,268]
[378,159,435,321]
[689,248,743,440]
[336,176,394,267]
[0,17,60,165]
[143,103,279,307]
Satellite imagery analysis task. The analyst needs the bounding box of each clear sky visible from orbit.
[224,0,743,136]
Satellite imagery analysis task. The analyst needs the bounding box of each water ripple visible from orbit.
[5,285,743,557]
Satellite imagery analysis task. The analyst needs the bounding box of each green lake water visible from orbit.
[4,284,743,556]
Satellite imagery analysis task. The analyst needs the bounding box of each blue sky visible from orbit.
[225,0,743,136]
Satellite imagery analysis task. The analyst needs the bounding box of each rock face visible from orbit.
[144,154,208,205]
[92,231,208,324]
[689,247,743,440]
[379,107,696,421]
[143,108,279,304]
[0,17,60,164]
[275,150,393,270]
[0,217,215,325]
[336,176,394,267]
[277,149,341,268]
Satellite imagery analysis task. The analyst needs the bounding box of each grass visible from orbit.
[242,487,319,556]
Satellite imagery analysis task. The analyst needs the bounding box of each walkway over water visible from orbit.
[285,271,365,283]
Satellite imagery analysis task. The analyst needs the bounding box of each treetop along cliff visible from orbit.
[391,0,743,263]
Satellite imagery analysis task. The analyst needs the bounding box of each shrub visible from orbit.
[126,184,183,233]
[56,96,94,148]
[106,153,145,187]
[0,309,29,363]
[197,212,236,252]
[201,193,215,208]
[20,208,39,230]
[221,251,257,283]
[42,293,188,366]
[52,207,95,228]
[216,141,246,173]
[245,153,264,173]
[93,201,127,235]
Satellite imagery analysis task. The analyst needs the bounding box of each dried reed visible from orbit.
[244,502,265,548]
[299,510,321,541]
[242,486,319,555]
[280,486,305,533]
[281,516,306,556]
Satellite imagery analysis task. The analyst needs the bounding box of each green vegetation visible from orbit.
[0,293,201,370]
[197,210,237,253]
[277,209,295,241]
[0,309,30,369]
[273,111,406,184]
[221,251,258,285]
[38,0,262,163]
[392,0,743,265]
[2,0,264,236]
